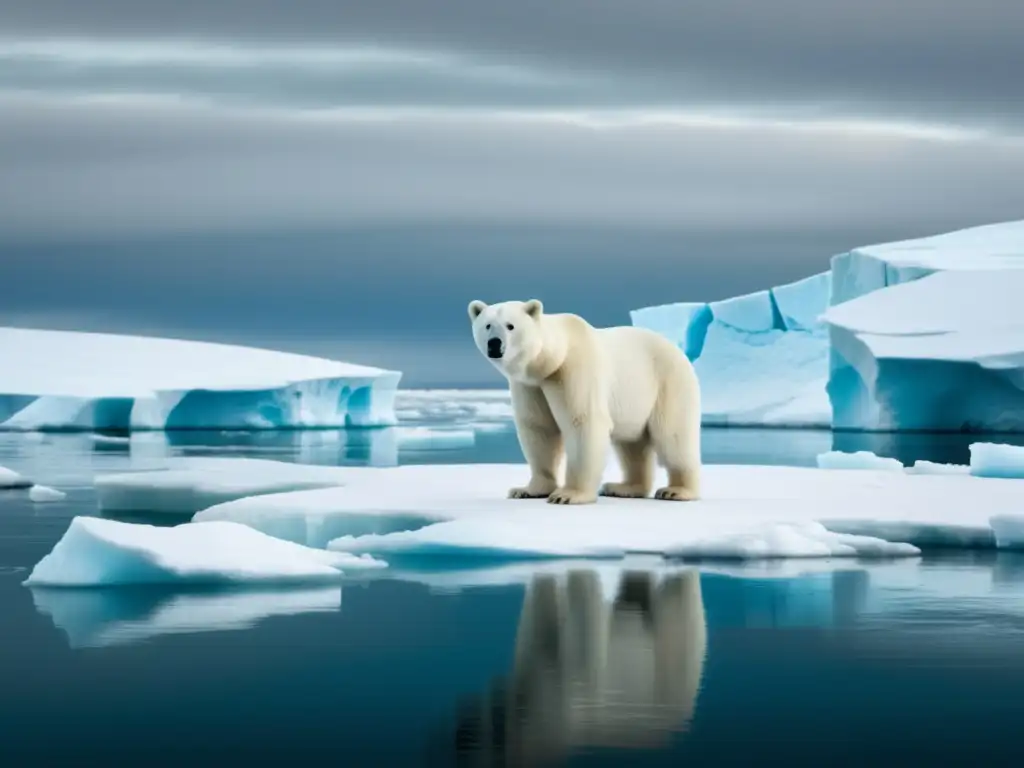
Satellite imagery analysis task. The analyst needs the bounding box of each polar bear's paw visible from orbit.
[654,485,699,501]
[547,488,598,505]
[508,484,556,500]
[599,482,649,499]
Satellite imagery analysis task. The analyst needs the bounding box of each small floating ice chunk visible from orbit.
[816,450,904,471]
[24,516,386,587]
[969,442,1024,479]
[395,426,476,450]
[0,464,31,489]
[29,485,67,503]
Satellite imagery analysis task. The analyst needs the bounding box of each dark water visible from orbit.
[2,415,1024,765]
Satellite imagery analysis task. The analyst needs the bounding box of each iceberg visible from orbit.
[630,272,832,428]
[0,464,31,489]
[95,457,353,516]
[192,460,1024,559]
[631,219,1024,432]
[30,584,342,649]
[24,516,386,587]
[0,327,401,431]
[823,221,1024,431]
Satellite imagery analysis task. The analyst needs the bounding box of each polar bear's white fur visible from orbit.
[468,298,702,505]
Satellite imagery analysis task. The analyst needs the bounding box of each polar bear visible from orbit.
[468,298,701,504]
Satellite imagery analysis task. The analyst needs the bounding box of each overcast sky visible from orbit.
[2,1,1023,386]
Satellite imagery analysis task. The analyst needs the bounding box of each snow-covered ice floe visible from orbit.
[0,464,32,489]
[0,327,401,431]
[31,584,343,649]
[191,459,1022,560]
[24,516,385,588]
[95,457,353,516]
[631,219,1024,431]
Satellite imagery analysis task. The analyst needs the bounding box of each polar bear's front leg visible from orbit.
[548,415,609,504]
[542,372,610,505]
[508,383,562,499]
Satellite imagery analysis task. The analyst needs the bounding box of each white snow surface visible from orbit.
[24,516,386,587]
[0,464,31,489]
[193,460,1024,560]
[0,327,401,431]
[95,457,352,516]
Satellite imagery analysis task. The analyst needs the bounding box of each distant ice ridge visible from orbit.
[0,327,401,431]
[631,219,1024,432]
[631,272,832,428]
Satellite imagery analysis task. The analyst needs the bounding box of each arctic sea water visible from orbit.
[2,410,1024,764]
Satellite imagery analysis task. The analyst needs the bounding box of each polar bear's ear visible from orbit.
[524,299,543,319]
[468,300,488,321]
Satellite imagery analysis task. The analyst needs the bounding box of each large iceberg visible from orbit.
[0,327,401,431]
[631,220,1024,432]
[630,272,832,427]
[824,225,1024,431]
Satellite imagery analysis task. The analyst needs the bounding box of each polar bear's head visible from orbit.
[467,299,544,379]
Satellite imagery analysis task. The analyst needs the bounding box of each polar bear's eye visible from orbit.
[485,323,491,330]
[506,324,515,331]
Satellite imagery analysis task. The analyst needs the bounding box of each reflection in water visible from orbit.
[30,585,342,649]
[453,569,707,765]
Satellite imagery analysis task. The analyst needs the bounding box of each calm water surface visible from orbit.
[2,410,1024,765]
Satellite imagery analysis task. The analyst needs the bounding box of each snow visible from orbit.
[31,585,343,649]
[193,460,1024,561]
[95,457,352,516]
[29,484,67,503]
[823,221,1024,431]
[969,442,1024,479]
[0,327,401,431]
[816,450,904,472]
[23,516,385,587]
[0,464,31,489]
[630,272,832,428]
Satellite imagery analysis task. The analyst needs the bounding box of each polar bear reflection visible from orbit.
[454,569,707,764]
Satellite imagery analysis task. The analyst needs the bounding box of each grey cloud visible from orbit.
[1,1,1023,129]
[4,98,1024,242]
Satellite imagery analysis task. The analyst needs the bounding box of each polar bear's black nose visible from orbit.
[487,337,503,359]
